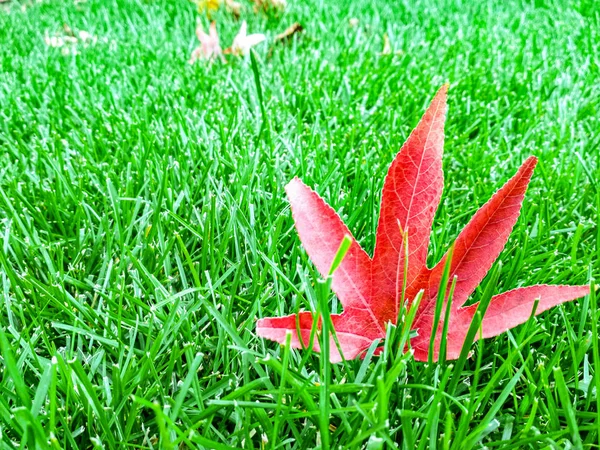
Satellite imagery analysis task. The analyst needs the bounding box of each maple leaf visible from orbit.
[189,20,223,64]
[256,85,590,363]
[224,20,266,57]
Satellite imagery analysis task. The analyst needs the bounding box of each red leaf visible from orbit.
[256,86,589,363]
[256,312,376,362]
[427,156,538,311]
[374,84,447,307]
[284,178,377,328]
[468,284,591,339]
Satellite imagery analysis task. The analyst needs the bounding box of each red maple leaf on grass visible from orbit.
[257,85,589,363]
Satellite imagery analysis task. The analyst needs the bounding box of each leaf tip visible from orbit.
[525,155,538,166]
[284,176,306,200]
[520,155,539,181]
[285,175,303,187]
[433,83,449,105]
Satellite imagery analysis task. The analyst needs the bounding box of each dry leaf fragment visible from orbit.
[63,23,75,37]
[257,86,590,363]
[379,33,402,56]
[190,20,223,64]
[381,33,391,55]
[252,0,286,12]
[224,0,243,17]
[197,0,242,17]
[44,34,75,48]
[274,22,303,44]
[44,26,100,55]
[348,18,359,28]
[197,0,220,16]
[77,30,97,45]
[224,20,266,56]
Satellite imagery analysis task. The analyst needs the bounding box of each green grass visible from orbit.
[0,0,599,447]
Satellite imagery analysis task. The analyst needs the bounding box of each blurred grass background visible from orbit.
[0,0,598,447]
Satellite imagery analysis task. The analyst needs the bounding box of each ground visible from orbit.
[0,0,598,448]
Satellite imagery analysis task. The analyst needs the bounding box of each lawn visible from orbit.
[0,0,599,448]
